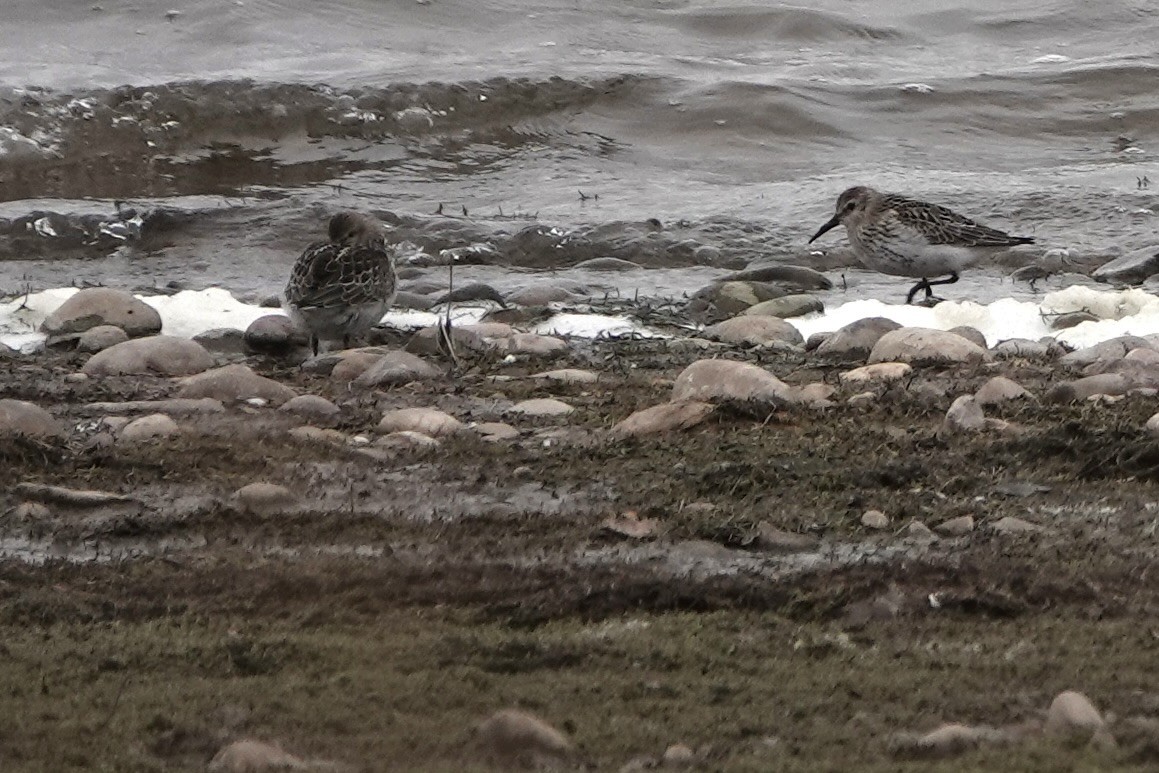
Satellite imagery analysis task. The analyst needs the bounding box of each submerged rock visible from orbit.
[725,264,833,290]
[974,376,1031,405]
[741,294,823,319]
[1092,247,1159,284]
[118,413,179,443]
[1045,691,1107,742]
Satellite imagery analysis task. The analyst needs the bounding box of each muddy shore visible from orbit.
[1,295,1158,772]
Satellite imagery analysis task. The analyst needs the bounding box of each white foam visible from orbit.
[789,286,1159,349]
[7,285,1159,354]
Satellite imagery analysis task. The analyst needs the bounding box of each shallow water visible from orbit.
[0,0,1156,321]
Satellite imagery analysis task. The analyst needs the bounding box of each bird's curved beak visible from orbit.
[808,213,843,244]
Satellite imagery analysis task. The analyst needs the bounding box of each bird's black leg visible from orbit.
[906,279,930,305]
[926,272,960,290]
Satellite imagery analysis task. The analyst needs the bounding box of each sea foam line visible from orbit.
[2,285,1158,352]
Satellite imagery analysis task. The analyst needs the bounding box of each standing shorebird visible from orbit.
[284,211,397,355]
[808,186,1035,304]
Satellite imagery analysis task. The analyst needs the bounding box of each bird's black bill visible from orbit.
[808,214,842,244]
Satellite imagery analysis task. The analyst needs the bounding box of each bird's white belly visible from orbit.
[850,232,985,279]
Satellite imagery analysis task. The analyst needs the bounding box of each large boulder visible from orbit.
[869,328,990,366]
[41,288,162,338]
[82,336,214,376]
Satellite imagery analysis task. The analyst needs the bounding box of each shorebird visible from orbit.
[284,211,397,355]
[808,186,1035,304]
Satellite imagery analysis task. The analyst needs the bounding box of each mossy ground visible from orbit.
[1,344,1157,770]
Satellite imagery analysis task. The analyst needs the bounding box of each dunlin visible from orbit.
[284,211,397,355]
[809,186,1035,304]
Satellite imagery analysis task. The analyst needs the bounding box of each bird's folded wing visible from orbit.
[885,195,1031,247]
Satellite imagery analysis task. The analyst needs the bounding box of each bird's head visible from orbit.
[328,212,380,244]
[808,186,875,243]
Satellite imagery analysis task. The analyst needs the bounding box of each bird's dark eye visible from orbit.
[844,201,857,212]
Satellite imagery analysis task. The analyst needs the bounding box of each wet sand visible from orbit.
[1,320,1158,770]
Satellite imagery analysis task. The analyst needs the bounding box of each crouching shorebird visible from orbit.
[284,211,397,355]
[808,186,1035,304]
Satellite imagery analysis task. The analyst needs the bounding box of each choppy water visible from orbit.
[1,0,1157,313]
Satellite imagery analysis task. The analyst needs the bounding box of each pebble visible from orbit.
[82,335,214,377]
[176,364,297,405]
[118,413,179,443]
[671,359,796,405]
[80,398,224,416]
[847,391,876,406]
[377,407,464,437]
[376,430,440,450]
[472,422,520,441]
[661,743,696,767]
[234,482,298,517]
[473,709,573,769]
[891,723,994,759]
[530,368,599,384]
[816,317,902,362]
[288,426,346,444]
[870,327,990,366]
[974,376,1031,405]
[510,398,574,417]
[840,362,912,385]
[393,290,437,310]
[1145,412,1159,438]
[353,351,442,388]
[613,400,714,437]
[1045,691,1106,740]
[702,316,805,347]
[861,509,890,529]
[40,287,161,339]
[796,382,837,407]
[76,324,129,353]
[279,395,340,421]
[207,739,307,772]
[507,284,577,305]
[941,395,986,435]
[990,516,1043,534]
[0,399,64,439]
[501,333,569,356]
[906,520,936,541]
[935,515,975,535]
